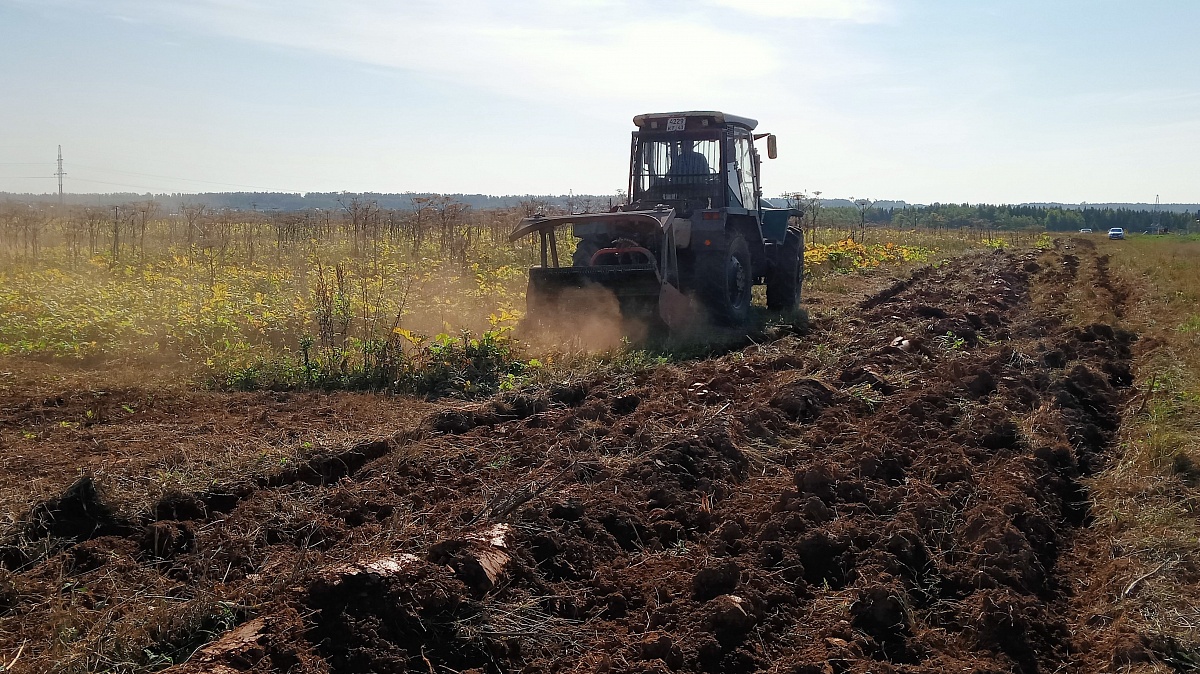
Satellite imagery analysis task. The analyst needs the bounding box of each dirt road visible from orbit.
[0,243,1151,673]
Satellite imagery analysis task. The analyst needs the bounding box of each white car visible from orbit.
[1079,228,1092,233]
[1108,228,1125,240]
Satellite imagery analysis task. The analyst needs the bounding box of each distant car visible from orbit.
[1108,228,1125,240]
[1079,228,1093,233]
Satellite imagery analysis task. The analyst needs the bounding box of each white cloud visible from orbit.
[58,0,790,107]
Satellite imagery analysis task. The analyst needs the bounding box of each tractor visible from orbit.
[510,111,803,332]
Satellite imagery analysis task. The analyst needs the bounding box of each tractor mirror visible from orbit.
[767,134,778,159]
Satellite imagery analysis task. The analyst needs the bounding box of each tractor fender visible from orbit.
[689,212,726,241]
[672,218,693,248]
[727,215,768,275]
[688,212,766,275]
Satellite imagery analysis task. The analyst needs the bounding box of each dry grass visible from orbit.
[1068,236,1200,661]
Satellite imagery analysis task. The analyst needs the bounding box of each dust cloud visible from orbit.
[516,284,639,353]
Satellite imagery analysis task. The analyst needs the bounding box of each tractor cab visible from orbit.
[627,111,775,219]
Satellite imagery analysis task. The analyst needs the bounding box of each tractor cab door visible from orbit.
[726,130,758,212]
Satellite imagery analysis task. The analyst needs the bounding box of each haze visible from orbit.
[1,0,1198,204]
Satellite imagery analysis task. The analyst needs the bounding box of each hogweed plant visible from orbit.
[0,203,1016,395]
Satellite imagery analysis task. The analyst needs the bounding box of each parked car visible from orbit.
[1079,228,1093,233]
[1108,228,1125,240]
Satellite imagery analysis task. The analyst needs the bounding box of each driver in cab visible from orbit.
[667,140,710,183]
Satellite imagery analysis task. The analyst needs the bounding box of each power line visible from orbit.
[70,177,164,191]
[69,163,286,191]
[4,157,293,193]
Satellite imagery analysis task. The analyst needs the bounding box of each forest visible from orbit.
[838,201,1197,232]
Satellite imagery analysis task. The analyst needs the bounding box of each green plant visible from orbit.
[936,331,967,351]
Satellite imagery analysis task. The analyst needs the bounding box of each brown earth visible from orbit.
[0,243,1171,673]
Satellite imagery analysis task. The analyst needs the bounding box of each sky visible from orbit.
[1,0,1198,204]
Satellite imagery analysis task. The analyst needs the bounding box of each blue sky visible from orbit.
[1,0,1197,204]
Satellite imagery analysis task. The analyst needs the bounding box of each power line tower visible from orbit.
[55,145,66,207]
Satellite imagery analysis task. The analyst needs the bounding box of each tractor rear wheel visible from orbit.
[767,228,804,311]
[695,232,753,326]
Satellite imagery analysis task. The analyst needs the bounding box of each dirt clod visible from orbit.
[154,490,207,521]
[24,477,134,542]
[694,559,741,601]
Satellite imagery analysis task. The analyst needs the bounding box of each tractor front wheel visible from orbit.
[767,228,804,311]
[695,232,753,326]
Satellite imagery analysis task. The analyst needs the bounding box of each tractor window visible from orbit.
[734,135,757,209]
[634,138,720,200]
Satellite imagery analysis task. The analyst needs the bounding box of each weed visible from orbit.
[0,208,1031,396]
[845,383,886,411]
[804,237,933,276]
[935,331,967,351]
[1177,314,1200,334]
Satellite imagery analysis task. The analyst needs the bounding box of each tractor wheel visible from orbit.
[695,232,753,326]
[767,228,804,311]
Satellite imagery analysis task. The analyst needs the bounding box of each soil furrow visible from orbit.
[0,246,1141,673]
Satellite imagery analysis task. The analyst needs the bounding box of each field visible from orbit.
[0,203,980,394]
[1,210,1198,673]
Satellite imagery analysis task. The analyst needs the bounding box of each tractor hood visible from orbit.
[509,208,676,242]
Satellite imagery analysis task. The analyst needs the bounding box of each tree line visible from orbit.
[866,203,1195,233]
[4,196,1195,269]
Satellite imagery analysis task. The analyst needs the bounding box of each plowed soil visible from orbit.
[0,242,1159,673]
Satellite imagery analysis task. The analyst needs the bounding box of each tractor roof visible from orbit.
[633,111,758,131]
